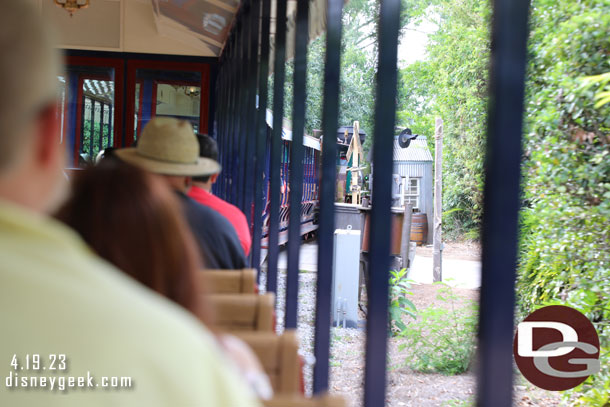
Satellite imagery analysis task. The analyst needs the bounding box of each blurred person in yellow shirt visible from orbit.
[0,2,259,406]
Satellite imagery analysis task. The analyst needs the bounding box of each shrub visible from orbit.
[399,283,477,375]
[388,268,417,335]
[517,0,610,402]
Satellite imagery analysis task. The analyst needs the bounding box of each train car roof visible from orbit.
[266,109,321,151]
[41,0,333,60]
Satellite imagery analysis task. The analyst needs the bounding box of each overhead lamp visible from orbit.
[185,86,200,97]
[54,0,90,17]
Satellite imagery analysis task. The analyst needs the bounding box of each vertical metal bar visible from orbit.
[220,49,229,199]
[364,0,401,405]
[108,101,113,148]
[99,102,105,152]
[78,91,84,158]
[208,65,218,137]
[236,5,250,210]
[477,0,531,406]
[227,29,243,204]
[221,62,231,199]
[266,0,288,293]
[252,0,272,271]
[88,98,95,158]
[243,0,261,230]
[284,0,310,329]
[219,46,231,200]
[225,28,239,203]
[313,0,343,393]
[215,62,225,197]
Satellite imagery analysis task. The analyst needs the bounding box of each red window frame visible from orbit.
[66,56,124,166]
[125,60,211,147]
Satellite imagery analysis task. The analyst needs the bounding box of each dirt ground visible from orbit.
[265,241,563,406]
[328,282,563,407]
[325,241,562,407]
[415,241,481,261]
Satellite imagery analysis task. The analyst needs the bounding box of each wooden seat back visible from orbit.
[235,330,300,395]
[208,293,275,332]
[198,268,257,294]
[263,394,347,407]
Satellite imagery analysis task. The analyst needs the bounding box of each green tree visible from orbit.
[396,0,491,236]
[517,0,610,403]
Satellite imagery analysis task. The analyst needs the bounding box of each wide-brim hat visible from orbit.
[115,117,221,176]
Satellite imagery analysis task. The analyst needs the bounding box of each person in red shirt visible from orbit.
[189,134,252,256]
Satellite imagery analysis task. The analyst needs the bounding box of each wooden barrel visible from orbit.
[410,213,428,246]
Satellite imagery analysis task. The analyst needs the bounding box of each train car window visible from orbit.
[61,63,120,168]
[133,69,202,139]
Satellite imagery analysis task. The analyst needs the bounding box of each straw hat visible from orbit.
[116,117,221,176]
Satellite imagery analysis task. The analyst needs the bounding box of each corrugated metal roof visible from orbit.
[393,136,433,162]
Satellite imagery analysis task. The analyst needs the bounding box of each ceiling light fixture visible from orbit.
[54,0,90,17]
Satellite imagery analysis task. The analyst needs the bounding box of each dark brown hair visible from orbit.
[56,161,212,325]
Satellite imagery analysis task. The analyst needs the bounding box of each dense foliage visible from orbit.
[400,0,609,400]
[517,0,610,403]
[272,0,378,140]
[397,0,490,237]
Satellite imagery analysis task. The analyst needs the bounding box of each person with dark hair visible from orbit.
[190,133,252,256]
[116,118,247,270]
[57,161,272,400]
[57,161,208,322]
[0,3,257,406]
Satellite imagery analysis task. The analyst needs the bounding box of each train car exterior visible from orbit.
[261,110,320,248]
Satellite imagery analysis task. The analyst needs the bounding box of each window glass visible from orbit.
[60,65,116,167]
[134,69,202,138]
[404,178,420,209]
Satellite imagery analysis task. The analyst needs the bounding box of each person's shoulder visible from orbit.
[220,197,247,219]
[182,194,237,230]
[83,262,260,404]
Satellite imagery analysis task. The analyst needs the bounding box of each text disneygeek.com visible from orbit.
[3,354,132,392]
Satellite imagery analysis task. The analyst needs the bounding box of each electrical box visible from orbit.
[332,228,361,328]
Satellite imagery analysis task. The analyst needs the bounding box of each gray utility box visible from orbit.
[332,228,361,328]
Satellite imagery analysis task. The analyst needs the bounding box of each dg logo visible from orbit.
[513,305,601,391]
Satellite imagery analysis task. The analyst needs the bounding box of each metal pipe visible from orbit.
[251,0,272,273]
[235,6,250,209]
[285,0,310,329]
[363,0,401,405]
[313,0,343,394]
[243,0,260,227]
[477,0,531,405]
[266,0,288,294]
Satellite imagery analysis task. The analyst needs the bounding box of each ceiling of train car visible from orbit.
[39,0,329,59]
[152,0,239,56]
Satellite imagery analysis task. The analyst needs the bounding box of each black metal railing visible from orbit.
[213,0,531,405]
[477,1,531,405]
[285,0,309,329]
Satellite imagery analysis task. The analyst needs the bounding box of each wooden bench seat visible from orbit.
[234,330,300,395]
[198,268,257,294]
[207,293,275,332]
[263,394,347,407]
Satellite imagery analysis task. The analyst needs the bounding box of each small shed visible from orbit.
[393,136,433,244]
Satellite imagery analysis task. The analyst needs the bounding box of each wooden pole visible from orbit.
[401,203,413,270]
[433,118,443,282]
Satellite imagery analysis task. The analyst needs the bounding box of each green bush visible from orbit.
[399,283,477,375]
[517,0,610,403]
[388,268,417,335]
